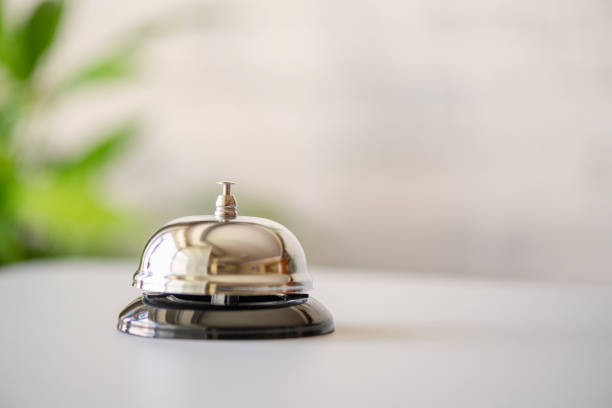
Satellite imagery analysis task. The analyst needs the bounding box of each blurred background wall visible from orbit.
[5,0,612,281]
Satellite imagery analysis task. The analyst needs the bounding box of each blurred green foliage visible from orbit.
[0,0,150,264]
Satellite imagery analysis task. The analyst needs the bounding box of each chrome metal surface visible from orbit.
[133,182,312,295]
[117,295,334,339]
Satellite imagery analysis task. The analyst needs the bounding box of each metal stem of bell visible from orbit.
[222,182,231,195]
[215,181,237,221]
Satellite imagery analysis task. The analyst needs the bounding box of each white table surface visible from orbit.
[1,260,611,408]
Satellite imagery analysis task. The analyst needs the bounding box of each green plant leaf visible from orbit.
[0,0,5,39]
[0,87,26,146]
[0,147,16,213]
[11,119,144,259]
[19,0,64,79]
[0,0,12,73]
[0,1,64,80]
[56,47,136,94]
[48,120,137,180]
[15,176,140,256]
[0,218,26,263]
[0,148,24,264]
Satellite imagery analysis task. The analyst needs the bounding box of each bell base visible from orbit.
[117,295,334,340]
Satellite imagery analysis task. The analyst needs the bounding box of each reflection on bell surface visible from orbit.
[117,181,334,339]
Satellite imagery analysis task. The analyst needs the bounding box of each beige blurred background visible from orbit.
[18,0,612,282]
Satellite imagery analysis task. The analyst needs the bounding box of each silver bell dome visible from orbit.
[132,182,313,295]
